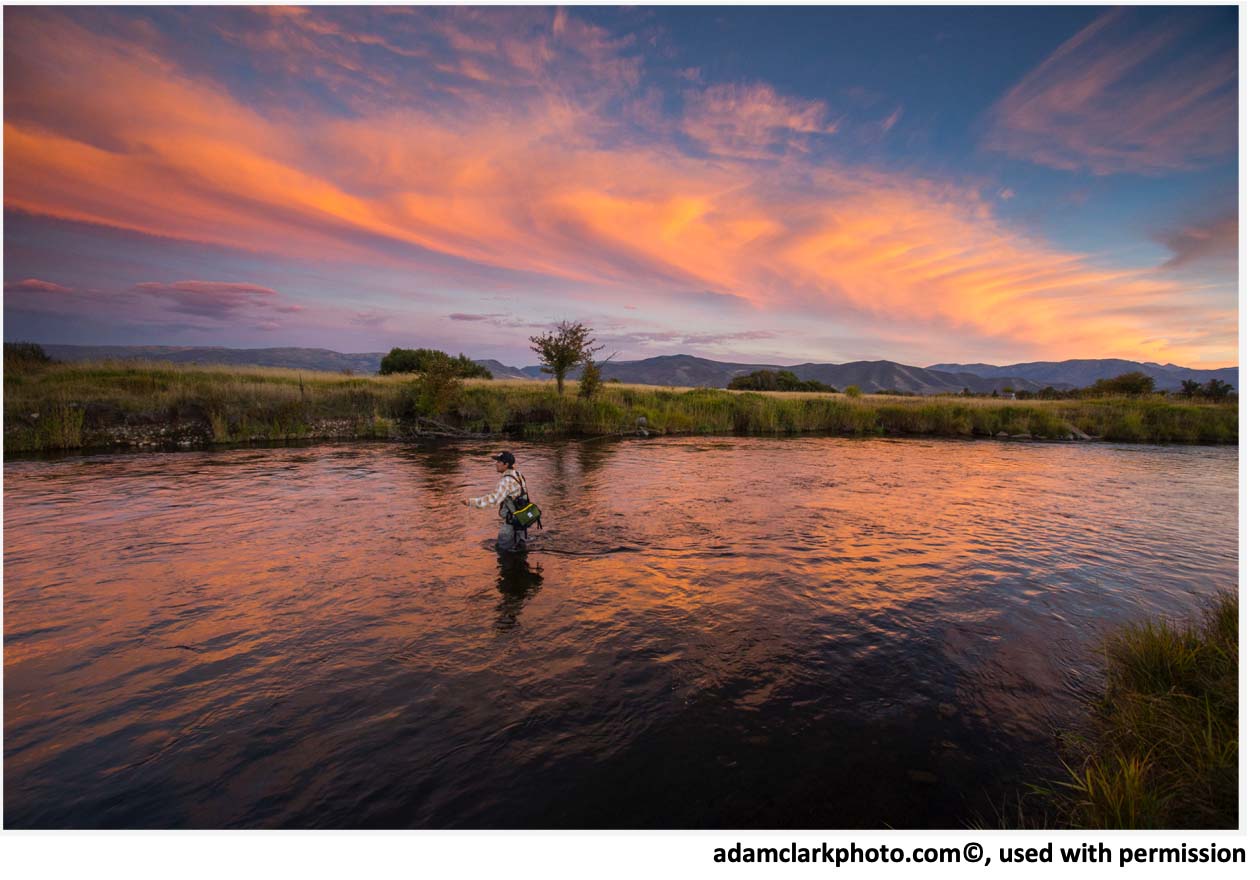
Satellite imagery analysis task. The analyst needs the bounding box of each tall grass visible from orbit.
[2,360,1239,452]
[4,360,416,451]
[1032,592,1239,829]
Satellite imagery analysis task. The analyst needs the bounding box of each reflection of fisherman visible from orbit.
[494,552,543,631]
[466,451,530,551]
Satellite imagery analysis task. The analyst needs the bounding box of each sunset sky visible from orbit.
[2,4,1239,368]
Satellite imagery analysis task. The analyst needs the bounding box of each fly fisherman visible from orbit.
[466,451,534,551]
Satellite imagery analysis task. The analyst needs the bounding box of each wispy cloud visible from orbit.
[132,281,294,319]
[682,82,837,158]
[604,328,779,348]
[5,277,303,336]
[447,313,547,330]
[982,8,1237,175]
[5,278,73,294]
[0,7,1238,366]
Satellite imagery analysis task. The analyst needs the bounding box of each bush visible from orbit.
[413,358,463,417]
[1202,379,1234,401]
[578,358,603,400]
[379,348,490,379]
[5,341,52,372]
[1086,371,1156,397]
[844,385,862,399]
[728,370,836,393]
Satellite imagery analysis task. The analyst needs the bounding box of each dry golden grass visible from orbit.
[3,359,1239,451]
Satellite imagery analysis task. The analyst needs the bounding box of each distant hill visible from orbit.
[474,359,534,380]
[43,345,537,380]
[786,361,1041,394]
[29,345,1235,394]
[927,358,1238,392]
[525,354,1037,394]
[41,345,386,374]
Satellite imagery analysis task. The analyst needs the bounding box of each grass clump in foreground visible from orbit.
[1034,592,1238,829]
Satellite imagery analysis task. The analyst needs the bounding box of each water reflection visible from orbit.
[3,438,1237,828]
[494,552,544,631]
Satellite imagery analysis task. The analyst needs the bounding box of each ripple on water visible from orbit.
[3,437,1237,828]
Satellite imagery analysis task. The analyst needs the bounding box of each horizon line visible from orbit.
[15,340,1239,373]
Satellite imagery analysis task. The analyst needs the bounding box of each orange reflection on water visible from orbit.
[4,439,1237,827]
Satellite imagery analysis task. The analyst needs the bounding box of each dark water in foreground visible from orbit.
[4,438,1237,828]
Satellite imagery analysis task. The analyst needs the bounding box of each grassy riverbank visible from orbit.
[3,360,1239,452]
[1030,592,1239,829]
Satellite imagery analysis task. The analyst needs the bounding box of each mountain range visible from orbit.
[517,355,1044,394]
[40,344,385,374]
[927,359,1238,392]
[31,345,1236,394]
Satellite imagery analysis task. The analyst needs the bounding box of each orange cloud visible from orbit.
[982,8,1237,175]
[2,8,1237,367]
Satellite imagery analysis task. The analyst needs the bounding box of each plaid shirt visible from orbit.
[468,469,525,510]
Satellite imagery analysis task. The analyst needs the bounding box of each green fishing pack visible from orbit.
[504,473,542,530]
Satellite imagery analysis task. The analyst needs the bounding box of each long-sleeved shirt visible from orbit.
[468,469,525,511]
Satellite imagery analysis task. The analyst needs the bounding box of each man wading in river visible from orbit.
[466,451,540,551]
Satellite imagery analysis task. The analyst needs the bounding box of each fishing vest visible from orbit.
[500,471,542,530]
[497,470,525,517]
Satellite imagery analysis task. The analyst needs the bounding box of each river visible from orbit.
[3,437,1238,828]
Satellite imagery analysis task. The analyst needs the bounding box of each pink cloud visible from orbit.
[982,8,1237,175]
[5,277,73,294]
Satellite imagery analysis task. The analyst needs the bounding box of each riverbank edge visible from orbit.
[1001,592,1239,830]
[3,361,1239,453]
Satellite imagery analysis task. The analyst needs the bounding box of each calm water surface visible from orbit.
[4,438,1238,828]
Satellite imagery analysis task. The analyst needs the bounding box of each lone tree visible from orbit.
[529,321,603,394]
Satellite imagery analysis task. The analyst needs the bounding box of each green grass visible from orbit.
[1029,592,1239,829]
[1,359,1239,452]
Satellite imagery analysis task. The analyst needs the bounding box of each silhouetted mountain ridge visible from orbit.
[927,358,1237,392]
[522,354,1038,393]
[41,345,386,374]
[29,345,1236,394]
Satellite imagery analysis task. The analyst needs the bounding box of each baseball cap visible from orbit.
[491,451,515,466]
